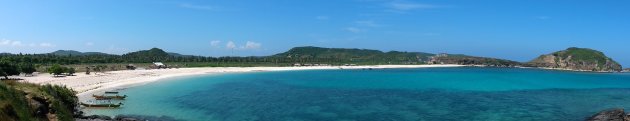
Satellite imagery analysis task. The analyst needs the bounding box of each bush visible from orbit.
[65,67,75,76]
[48,64,64,77]
[18,63,36,76]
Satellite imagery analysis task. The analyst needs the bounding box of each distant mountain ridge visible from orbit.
[123,48,170,57]
[527,47,622,72]
[274,46,434,60]
[49,50,112,56]
[122,48,193,57]
[1,46,623,72]
[274,46,521,66]
[41,49,190,57]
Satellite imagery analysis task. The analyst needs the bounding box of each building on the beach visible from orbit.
[343,64,357,66]
[152,62,167,69]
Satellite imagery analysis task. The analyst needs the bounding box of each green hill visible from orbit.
[273,46,434,64]
[527,47,622,72]
[272,46,520,66]
[123,48,169,57]
[49,50,111,56]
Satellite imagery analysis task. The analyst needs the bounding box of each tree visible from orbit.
[19,63,37,76]
[0,60,19,79]
[65,67,75,76]
[0,67,7,80]
[48,64,64,77]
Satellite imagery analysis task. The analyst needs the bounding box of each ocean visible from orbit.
[83,67,630,121]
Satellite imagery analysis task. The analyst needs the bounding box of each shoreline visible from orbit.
[15,64,465,101]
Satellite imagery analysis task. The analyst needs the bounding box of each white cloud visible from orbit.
[226,41,236,49]
[11,41,23,46]
[39,43,54,47]
[220,41,263,50]
[86,42,94,46]
[242,41,261,50]
[0,39,9,45]
[210,40,222,47]
[345,27,364,33]
[536,16,551,20]
[390,2,440,10]
[0,39,23,47]
[1,39,55,48]
[316,16,330,20]
[355,20,382,27]
[180,3,217,11]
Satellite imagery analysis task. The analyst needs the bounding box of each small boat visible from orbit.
[93,91,127,100]
[80,102,123,108]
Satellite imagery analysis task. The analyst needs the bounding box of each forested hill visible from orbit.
[49,50,111,56]
[0,46,523,66]
[123,48,170,57]
[273,46,523,66]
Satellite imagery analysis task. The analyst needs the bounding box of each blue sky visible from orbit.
[0,0,628,66]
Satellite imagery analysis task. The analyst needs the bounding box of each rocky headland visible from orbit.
[527,47,623,72]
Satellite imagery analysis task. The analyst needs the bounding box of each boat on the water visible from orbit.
[93,91,128,100]
[80,102,123,108]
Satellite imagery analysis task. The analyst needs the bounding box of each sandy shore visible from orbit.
[15,65,464,101]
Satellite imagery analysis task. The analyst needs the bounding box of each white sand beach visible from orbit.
[15,65,464,100]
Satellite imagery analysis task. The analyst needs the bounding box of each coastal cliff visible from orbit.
[527,47,622,72]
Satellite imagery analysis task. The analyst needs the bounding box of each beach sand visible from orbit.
[15,65,464,101]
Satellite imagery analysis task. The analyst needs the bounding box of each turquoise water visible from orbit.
[84,67,630,121]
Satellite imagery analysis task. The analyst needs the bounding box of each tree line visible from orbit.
[0,59,37,79]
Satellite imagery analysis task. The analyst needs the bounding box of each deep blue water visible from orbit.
[84,67,630,121]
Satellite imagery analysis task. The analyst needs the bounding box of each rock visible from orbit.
[588,108,626,121]
[27,96,49,118]
[118,118,139,121]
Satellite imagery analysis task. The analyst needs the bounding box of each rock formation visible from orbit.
[588,108,630,121]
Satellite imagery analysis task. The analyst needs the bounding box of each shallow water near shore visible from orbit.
[83,67,630,121]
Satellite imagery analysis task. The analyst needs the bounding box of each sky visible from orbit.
[0,0,629,67]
